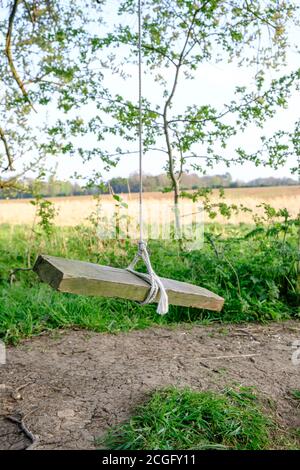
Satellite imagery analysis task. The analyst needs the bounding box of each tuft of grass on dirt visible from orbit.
[100,386,273,450]
[290,390,300,403]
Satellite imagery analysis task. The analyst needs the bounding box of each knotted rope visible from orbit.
[126,0,169,315]
[127,241,169,315]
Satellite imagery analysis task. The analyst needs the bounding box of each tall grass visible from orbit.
[1,186,299,226]
[0,219,298,344]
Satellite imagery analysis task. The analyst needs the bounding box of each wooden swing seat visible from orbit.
[33,254,224,312]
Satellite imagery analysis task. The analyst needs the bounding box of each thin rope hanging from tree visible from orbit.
[126,0,169,315]
[32,2,224,314]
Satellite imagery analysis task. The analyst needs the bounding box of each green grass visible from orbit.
[100,386,274,450]
[290,390,300,402]
[0,222,299,343]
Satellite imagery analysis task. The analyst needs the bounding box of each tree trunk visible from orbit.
[173,178,181,239]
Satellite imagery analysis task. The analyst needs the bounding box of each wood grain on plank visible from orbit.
[33,254,224,312]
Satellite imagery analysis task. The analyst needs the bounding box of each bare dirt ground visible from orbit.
[1,321,300,450]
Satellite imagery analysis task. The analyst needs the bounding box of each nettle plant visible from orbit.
[93,0,299,212]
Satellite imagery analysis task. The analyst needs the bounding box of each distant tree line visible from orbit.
[0,172,298,199]
[108,173,298,193]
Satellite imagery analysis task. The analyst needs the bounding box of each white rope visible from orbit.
[127,241,169,315]
[138,0,143,243]
[126,0,169,315]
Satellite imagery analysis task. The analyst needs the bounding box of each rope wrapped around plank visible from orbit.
[127,241,168,315]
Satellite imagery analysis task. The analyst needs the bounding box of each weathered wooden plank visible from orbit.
[33,254,224,312]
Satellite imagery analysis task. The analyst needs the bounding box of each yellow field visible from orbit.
[0,186,299,226]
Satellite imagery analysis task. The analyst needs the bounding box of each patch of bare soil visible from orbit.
[1,321,300,450]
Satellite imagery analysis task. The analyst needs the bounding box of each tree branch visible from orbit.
[101,95,163,118]
[98,147,168,159]
[244,0,277,30]
[174,129,184,179]
[142,43,177,66]
[0,156,43,190]
[0,126,14,171]
[23,0,35,24]
[168,107,231,126]
[5,0,36,112]
[167,93,269,127]
[163,7,201,198]
[184,155,238,164]
[0,176,19,190]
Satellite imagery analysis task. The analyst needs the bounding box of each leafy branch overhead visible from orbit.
[94,0,299,203]
[5,0,36,112]
[0,0,105,189]
[0,0,299,195]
